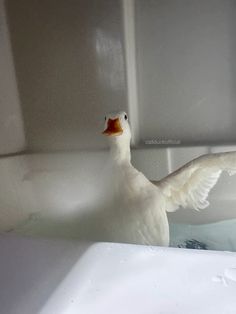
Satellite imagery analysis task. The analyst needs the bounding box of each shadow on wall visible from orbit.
[5,0,127,152]
[0,235,91,314]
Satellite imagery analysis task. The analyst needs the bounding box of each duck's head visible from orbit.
[102,111,131,162]
[102,111,131,140]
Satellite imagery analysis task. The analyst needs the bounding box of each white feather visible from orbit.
[153,152,236,212]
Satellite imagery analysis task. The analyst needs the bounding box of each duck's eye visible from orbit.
[124,114,128,120]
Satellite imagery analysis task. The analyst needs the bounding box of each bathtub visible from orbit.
[1,235,236,314]
[1,0,236,311]
[1,147,236,313]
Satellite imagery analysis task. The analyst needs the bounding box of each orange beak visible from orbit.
[102,118,123,136]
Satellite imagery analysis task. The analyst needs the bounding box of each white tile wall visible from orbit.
[0,0,25,154]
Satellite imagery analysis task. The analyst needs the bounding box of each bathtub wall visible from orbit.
[5,0,128,151]
[1,146,236,233]
[4,0,236,151]
[0,0,25,155]
[135,0,236,145]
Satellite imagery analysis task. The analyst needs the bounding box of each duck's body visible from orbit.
[101,111,236,246]
[102,160,169,245]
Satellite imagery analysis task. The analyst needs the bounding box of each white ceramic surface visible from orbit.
[1,235,236,314]
[41,243,236,314]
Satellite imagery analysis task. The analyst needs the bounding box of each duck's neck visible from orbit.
[109,137,131,165]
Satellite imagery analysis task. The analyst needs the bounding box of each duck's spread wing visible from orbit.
[152,152,236,212]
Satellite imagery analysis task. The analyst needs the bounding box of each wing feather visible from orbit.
[152,152,236,212]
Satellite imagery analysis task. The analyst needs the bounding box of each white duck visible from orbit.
[102,111,236,246]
